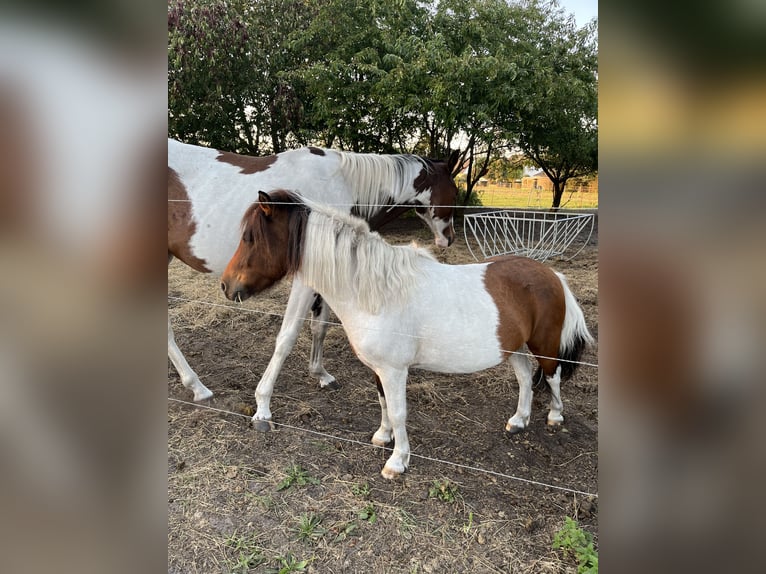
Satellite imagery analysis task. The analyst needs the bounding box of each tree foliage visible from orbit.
[168,0,598,207]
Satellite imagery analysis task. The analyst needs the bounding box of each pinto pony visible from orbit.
[221,191,594,479]
[168,139,459,402]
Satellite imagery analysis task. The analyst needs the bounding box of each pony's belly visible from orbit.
[412,345,503,374]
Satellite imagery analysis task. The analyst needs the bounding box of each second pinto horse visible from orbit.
[168,139,459,408]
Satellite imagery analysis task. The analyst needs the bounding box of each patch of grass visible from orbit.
[397,508,418,539]
[295,513,325,543]
[552,516,598,573]
[266,553,312,574]
[244,492,275,511]
[475,184,599,210]
[224,531,265,573]
[428,479,460,503]
[351,481,371,498]
[276,463,320,491]
[357,502,378,524]
[332,520,358,542]
[462,511,475,536]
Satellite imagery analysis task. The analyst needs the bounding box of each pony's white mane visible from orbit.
[336,151,430,218]
[300,202,436,314]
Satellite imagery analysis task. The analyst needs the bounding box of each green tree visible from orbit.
[168,0,257,151]
[168,0,598,201]
[485,154,526,182]
[427,0,535,204]
[502,2,598,208]
[168,0,314,154]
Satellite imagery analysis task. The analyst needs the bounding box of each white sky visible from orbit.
[556,0,598,27]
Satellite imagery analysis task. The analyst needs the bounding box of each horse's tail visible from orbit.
[534,272,594,386]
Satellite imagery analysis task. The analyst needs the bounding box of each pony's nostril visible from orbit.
[221,281,227,293]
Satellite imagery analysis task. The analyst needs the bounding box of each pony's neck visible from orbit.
[338,152,427,219]
[299,208,430,315]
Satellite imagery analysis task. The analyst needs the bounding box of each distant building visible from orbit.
[520,170,598,193]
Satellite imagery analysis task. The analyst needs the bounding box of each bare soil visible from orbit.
[168,215,598,573]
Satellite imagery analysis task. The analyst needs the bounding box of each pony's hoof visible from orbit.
[321,379,341,391]
[252,419,274,432]
[505,422,525,435]
[371,436,392,448]
[546,419,563,428]
[381,465,404,480]
[192,386,214,402]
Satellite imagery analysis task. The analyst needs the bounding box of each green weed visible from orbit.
[552,516,598,573]
[224,531,265,573]
[295,513,325,543]
[332,520,358,542]
[267,553,311,574]
[462,511,475,535]
[357,502,377,524]
[276,463,320,491]
[428,479,460,503]
[351,481,371,498]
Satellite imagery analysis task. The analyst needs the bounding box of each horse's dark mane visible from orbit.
[242,189,310,276]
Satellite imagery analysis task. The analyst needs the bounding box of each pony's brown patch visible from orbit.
[483,256,565,377]
[307,147,325,156]
[215,150,277,174]
[168,167,210,273]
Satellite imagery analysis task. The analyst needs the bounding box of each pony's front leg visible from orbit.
[308,295,339,389]
[168,317,213,401]
[376,368,410,479]
[252,278,315,431]
[506,352,534,433]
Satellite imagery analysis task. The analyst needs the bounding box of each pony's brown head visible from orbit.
[220,190,307,302]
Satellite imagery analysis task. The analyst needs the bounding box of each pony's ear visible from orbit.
[258,191,272,217]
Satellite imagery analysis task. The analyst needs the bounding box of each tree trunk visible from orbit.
[551,178,568,209]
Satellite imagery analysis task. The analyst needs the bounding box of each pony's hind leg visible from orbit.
[167,254,212,401]
[371,374,393,446]
[506,350,534,434]
[168,316,213,401]
[546,365,564,426]
[308,295,339,389]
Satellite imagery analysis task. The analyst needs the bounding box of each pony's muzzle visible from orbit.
[435,231,454,248]
[221,280,247,303]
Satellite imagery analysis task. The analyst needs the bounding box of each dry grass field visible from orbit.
[168,214,598,573]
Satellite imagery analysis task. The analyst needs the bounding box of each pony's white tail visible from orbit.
[555,272,594,381]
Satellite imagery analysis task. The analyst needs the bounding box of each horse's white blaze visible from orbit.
[412,190,452,247]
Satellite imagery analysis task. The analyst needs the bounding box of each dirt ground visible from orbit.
[168,214,598,573]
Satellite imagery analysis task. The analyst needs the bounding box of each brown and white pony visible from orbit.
[168,139,459,402]
[221,191,594,478]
